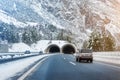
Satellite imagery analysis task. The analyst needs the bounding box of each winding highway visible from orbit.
[20,54,120,80]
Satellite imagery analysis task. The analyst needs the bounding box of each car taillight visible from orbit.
[90,54,93,57]
[80,54,82,57]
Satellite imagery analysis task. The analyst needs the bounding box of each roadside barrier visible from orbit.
[0,52,40,63]
[93,52,120,64]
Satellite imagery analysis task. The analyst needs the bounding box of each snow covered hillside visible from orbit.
[9,40,68,52]
[0,0,120,48]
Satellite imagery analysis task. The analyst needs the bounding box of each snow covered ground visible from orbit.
[0,54,52,80]
[9,40,68,52]
[9,43,32,52]
[93,52,120,65]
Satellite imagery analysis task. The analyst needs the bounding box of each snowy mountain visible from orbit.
[0,0,120,48]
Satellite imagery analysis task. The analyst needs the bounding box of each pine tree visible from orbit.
[22,31,32,45]
[30,27,41,43]
[22,26,41,45]
[87,30,102,51]
[56,29,73,43]
[57,29,64,40]
[82,40,89,49]
[101,34,115,51]
[85,30,115,51]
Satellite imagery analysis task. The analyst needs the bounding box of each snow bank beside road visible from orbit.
[93,52,120,65]
[0,54,51,80]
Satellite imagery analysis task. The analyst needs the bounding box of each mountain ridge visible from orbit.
[0,0,120,49]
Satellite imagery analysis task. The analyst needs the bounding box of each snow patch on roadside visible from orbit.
[0,54,51,80]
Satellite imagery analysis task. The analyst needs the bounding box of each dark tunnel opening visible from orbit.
[62,44,76,54]
[48,45,60,53]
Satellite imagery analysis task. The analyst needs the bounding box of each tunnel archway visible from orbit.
[62,44,76,54]
[46,44,60,53]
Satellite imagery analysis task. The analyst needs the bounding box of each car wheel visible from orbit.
[90,60,93,63]
[76,58,78,62]
[79,59,81,62]
[76,58,77,62]
[87,60,89,63]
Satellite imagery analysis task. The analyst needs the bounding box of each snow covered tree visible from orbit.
[22,26,41,45]
[0,23,20,43]
[85,30,115,51]
[57,29,64,40]
[87,30,102,51]
[30,27,41,43]
[82,40,89,49]
[57,29,73,43]
[22,30,32,45]
[101,34,115,51]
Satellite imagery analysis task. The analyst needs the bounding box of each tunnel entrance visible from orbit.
[46,44,60,53]
[49,46,60,53]
[62,44,76,54]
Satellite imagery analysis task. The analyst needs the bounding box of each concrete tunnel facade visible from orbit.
[45,43,76,54]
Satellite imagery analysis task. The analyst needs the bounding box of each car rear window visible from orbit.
[80,49,92,53]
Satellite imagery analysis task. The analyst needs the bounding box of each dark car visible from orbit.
[39,51,43,54]
[76,49,93,63]
[24,50,31,54]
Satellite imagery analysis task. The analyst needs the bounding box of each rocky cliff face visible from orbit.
[0,0,120,48]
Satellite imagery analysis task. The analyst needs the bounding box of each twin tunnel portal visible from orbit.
[45,44,76,54]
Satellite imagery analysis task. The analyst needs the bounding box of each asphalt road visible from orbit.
[24,54,120,80]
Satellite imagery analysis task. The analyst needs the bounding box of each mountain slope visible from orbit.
[0,0,120,48]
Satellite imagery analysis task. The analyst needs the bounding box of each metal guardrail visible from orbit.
[93,52,120,56]
[0,52,42,63]
[0,53,23,58]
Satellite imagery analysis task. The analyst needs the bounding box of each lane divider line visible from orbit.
[69,61,76,66]
[18,57,49,80]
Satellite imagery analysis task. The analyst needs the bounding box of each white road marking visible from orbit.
[69,61,76,66]
[95,61,120,69]
[18,57,48,80]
